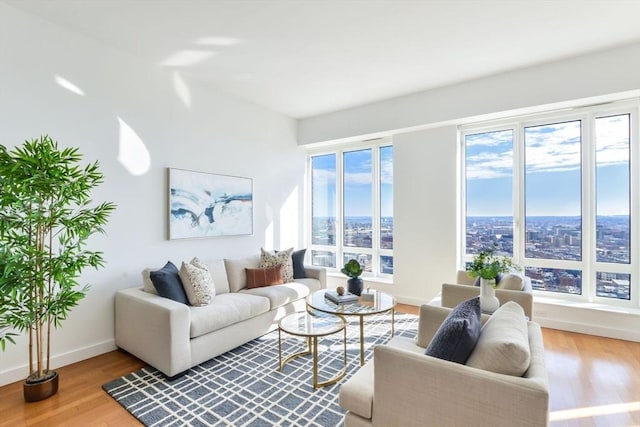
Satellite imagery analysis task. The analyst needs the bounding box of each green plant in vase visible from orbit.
[0,136,115,401]
[466,244,518,285]
[341,259,364,296]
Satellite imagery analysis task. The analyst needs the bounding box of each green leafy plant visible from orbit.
[466,244,519,283]
[0,136,115,385]
[341,259,363,279]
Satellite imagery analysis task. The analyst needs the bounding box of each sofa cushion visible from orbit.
[203,259,231,294]
[425,297,481,364]
[239,282,310,309]
[179,258,215,306]
[225,256,260,292]
[291,248,306,279]
[496,273,525,291]
[245,265,284,288]
[150,261,189,305]
[260,248,294,283]
[466,301,530,376]
[291,277,322,293]
[189,293,270,338]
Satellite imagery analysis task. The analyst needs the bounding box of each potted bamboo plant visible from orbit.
[0,136,115,401]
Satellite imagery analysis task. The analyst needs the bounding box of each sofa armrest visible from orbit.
[441,282,480,309]
[304,266,327,289]
[115,287,192,377]
[442,283,534,320]
[372,345,548,427]
[495,288,534,320]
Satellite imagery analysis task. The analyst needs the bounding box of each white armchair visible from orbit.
[441,270,534,319]
[338,304,548,427]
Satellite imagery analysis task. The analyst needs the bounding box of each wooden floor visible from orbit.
[1,303,639,426]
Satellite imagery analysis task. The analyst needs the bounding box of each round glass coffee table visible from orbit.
[306,290,396,366]
[278,311,347,388]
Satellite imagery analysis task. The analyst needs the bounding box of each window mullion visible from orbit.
[582,113,595,302]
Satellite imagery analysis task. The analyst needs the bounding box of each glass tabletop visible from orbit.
[279,311,345,337]
[307,290,396,316]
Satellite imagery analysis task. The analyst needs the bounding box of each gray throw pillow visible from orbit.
[425,297,481,364]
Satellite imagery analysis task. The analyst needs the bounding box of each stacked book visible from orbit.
[325,290,359,304]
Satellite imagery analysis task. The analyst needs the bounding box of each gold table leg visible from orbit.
[313,327,347,388]
[279,326,347,388]
[359,316,365,366]
[391,308,395,337]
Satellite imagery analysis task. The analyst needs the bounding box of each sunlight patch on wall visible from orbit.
[280,187,299,249]
[264,220,274,250]
[117,117,151,176]
[196,36,241,47]
[54,75,85,96]
[549,401,640,422]
[172,72,191,109]
[160,50,215,67]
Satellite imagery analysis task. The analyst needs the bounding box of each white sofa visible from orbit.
[115,256,326,377]
[339,303,549,426]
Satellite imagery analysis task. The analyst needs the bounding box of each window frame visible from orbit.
[460,100,639,308]
[307,138,393,279]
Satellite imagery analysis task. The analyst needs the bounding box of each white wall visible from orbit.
[298,42,640,342]
[0,4,305,386]
[393,126,458,305]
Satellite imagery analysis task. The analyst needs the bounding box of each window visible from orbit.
[309,140,393,277]
[462,102,637,306]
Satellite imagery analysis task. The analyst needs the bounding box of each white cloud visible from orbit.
[344,171,372,185]
[380,157,393,184]
[596,115,630,167]
[312,168,335,185]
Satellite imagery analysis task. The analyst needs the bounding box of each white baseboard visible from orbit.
[535,317,640,342]
[395,295,429,307]
[0,339,116,387]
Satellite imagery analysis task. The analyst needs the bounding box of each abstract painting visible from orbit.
[169,168,253,239]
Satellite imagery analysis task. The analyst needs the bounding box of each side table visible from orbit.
[278,311,347,388]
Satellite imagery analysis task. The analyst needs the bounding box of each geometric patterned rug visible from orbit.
[103,312,418,427]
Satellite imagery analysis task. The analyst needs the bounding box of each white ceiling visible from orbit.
[6,0,640,119]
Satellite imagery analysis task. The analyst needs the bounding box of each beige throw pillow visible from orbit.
[260,248,294,283]
[142,267,160,295]
[465,301,530,376]
[179,257,216,306]
[497,273,525,291]
[224,256,260,292]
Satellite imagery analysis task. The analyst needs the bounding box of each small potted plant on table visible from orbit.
[341,259,364,296]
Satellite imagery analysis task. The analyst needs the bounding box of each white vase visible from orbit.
[480,278,500,313]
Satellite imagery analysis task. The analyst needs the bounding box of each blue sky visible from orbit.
[312,146,393,218]
[466,115,630,217]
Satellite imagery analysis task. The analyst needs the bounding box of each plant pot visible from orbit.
[24,370,58,402]
[480,278,500,313]
[347,278,363,296]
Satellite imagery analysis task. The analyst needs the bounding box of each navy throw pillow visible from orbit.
[150,261,189,305]
[291,248,307,279]
[425,297,481,364]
